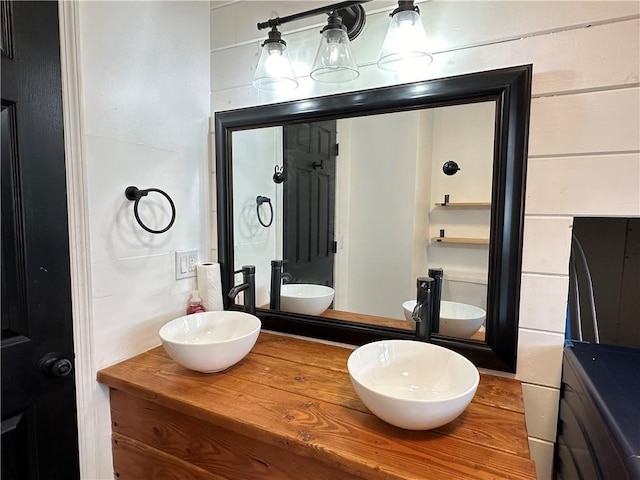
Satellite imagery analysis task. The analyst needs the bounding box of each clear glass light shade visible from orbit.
[377,10,433,72]
[310,28,359,83]
[252,41,298,91]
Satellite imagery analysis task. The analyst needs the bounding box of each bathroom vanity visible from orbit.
[98,332,536,479]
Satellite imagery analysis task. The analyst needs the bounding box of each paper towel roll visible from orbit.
[196,263,224,311]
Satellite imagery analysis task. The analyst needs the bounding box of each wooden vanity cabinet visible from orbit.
[98,332,536,480]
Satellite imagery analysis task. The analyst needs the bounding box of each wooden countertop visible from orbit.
[260,306,487,341]
[98,332,536,479]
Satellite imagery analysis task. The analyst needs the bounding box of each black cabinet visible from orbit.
[556,343,640,479]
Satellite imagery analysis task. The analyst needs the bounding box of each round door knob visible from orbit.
[39,353,73,377]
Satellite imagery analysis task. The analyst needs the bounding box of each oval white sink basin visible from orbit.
[402,300,485,338]
[280,284,334,316]
[159,311,261,373]
[348,340,479,430]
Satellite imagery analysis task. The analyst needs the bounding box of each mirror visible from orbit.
[231,101,495,342]
[216,65,532,372]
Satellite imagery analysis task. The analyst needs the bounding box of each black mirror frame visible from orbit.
[215,64,532,372]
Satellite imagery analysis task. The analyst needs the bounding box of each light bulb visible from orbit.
[264,49,288,78]
[378,8,432,72]
[310,26,359,83]
[253,29,298,91]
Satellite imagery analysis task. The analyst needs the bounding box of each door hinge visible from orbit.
[333,143,339,156]
[332,241,338,253]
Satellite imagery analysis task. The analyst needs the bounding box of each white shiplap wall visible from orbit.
[209,2,640,478]
[68,2,210,477]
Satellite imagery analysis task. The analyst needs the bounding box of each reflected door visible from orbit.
[1,2,80,478]
[283,121,337,287]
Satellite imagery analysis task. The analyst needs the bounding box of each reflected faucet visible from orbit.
[412,277,434,342]
[228,265,256,315]
[269,260,292,310]
[428,268,443,334]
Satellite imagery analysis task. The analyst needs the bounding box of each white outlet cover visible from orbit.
[175,250,197,280]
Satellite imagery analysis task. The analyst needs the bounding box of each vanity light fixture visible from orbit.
[255,1,367,90]
[377,0,433,72]
[310,10,360,83]
[252,26,298,91]
[253,0,433,90]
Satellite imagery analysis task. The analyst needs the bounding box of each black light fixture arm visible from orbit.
[322,11,343,32]
[391,0,419,16]
[262,26,286,47]
[257,0,370,33]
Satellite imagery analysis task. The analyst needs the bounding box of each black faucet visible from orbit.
[412,276,434,342]
[269,260,292,310]
[228,265,256,314]
[428,268,443,334]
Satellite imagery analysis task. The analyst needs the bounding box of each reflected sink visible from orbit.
[402,300,486,338]
[280,284,335,316]
[159,311,261,373]
[348,340,479,430]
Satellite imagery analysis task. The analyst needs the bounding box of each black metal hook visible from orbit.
[124,186,176,234]
[273,165,285,184]
[442,160,461,176]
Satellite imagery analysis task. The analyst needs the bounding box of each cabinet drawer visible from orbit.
[558,353,630,479]
[557,396,599,480]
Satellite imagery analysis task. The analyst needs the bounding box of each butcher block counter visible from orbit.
[97,332,536,480]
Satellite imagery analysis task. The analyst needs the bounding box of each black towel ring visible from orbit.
[256,195,273,228]
[125,186,176,234]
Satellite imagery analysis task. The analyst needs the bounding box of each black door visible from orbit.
[1,1,80,478]
[283,121,337,287]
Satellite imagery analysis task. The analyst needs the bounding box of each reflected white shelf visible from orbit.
[431,237,490,245]
[434,202,491,207]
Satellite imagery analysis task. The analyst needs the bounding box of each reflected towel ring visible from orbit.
[124,186,176,234]
[256,195,273,228]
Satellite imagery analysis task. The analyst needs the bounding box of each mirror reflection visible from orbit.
[232,101,496,341]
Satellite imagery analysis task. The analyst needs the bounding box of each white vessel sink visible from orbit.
[403,300,485,338]
[348,340,479,430]
[279,284,334,316]
[159,311,261,373]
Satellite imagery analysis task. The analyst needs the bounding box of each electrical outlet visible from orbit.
[175,250,198,280]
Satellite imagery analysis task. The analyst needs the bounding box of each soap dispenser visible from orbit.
[186,290,206,315]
